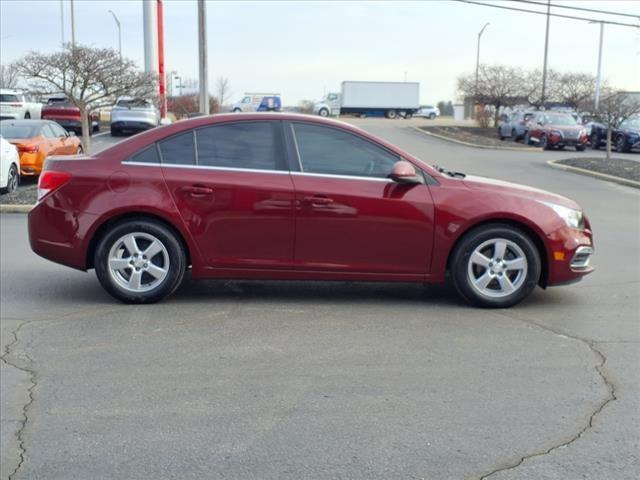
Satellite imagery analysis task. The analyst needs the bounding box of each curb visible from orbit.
[547,159,640,190]
[0,204,33,213]
[412,126,538,152]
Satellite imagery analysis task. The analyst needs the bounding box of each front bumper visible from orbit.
[546,225,594,286]
[548,133,588,147]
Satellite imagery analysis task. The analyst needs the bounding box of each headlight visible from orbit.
[578,129,587,137]
[541,201,584,229]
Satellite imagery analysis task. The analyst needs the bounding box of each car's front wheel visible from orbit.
[94,219,186,303]
[590,132,600,149]
[540,134,551,150]
[615,135,629,153]
[450,224,541,308]
[318,108,329,117]
[2,163,19,194]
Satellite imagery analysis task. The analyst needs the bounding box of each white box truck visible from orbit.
[314,81,420,119]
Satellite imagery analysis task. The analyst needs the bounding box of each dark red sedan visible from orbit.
[28,113,594,307]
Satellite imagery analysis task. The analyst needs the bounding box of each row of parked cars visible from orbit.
[498,109,639,153]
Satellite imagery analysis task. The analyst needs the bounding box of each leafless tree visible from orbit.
[597,90,640,160]
[298,100,314,114]
[557,72,601,111]
[458,65,525,125]
[523,68,561,108]
[0,62,21,89]
[215,76,232,111]
[15,44,156,152]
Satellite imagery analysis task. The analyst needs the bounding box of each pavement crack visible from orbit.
[1,321,37,480]
[477,313,618,480]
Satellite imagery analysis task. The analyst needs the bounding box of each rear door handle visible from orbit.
[303,195,333,206]
[181,185,213,197]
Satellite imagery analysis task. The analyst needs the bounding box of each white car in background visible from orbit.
[0,135,20,194]
[415,105,440,119]
[0,89,42,120]
[110,97,160,136]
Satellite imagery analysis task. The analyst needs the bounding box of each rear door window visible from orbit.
[128,145,161,164]
[158,131,195,165]
[196,121,285,171]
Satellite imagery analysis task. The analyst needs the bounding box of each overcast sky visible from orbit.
[1,0,638,105]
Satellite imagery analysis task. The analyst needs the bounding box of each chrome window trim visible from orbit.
[124,161,290,175]
[290,171,393,183]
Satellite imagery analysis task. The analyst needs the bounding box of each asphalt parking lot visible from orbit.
[1,120,639,479]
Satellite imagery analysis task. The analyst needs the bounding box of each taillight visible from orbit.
[37,171,71,202]
[18,145,39,153]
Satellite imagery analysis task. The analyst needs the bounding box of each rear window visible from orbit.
[117,98,152,108]
[47,98,72,106]
[195,122,284,171]
[0,94,22,103]
[0,123,40,139]
[158,131,195,165]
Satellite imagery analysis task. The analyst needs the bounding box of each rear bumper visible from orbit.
[546,225,594,286]
[18,153,43,176]
[111,120,156,131]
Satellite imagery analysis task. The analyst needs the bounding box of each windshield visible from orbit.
[621,117,640,130]
[0,123,40,139]
[545,114,577,126]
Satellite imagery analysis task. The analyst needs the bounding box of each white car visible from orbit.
[110,97,160,136]
[0,89,42,120]
[0,135,20,194]
[415,105,440,119]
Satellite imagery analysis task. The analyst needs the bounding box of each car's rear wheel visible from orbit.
[386,110,397,119]
[94,219,186,304]
[511,129,519,142]
[429,113,436,120]
[590,132,600,149]
[24,112,31,119]
[615,135,629,153]
[450,224,541,308]
[110,126,119,137]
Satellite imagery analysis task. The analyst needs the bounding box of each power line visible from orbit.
[508,0,640,20]
[453,0,640,28]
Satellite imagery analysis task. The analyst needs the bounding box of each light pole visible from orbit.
[108,10,122,59]
[475,22,490,115]
[591,21,604,111]
[197,0,209,114]
[540,0,551,107]
[70,0,76,47]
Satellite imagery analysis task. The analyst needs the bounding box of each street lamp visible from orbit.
[108,10,122,59]
[590,21,604,111]
[475,22,490,115]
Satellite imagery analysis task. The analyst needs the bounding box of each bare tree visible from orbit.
[215,76,231,111]
[15,44,155,152]
[597,90,640,160]
[523,68,560,108]
[458,65,525,125]
[0,63,21,89]
[557,72,600,111]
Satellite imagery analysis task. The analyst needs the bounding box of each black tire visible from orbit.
[590,132,600,149]
[429,113,436,120]
[318,108,329,117]
[575,145,586,152]
[540,134,551,150]
[94,219,186,304]
[24,112,31,119]
[558,145,565,150]
[1,163,19,194]
[512,129,520,142]
[386,110,397,119]
[110,126,119,137]
[523,132,530,145]
[77,146,84,155]
[615,135,629,153]
[450,224,541,308]
[498,128,506,141]
[232,108,242,113]
[93,122,100,133]
[405,112,413,119]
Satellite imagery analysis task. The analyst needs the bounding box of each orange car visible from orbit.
[0,119,83,176]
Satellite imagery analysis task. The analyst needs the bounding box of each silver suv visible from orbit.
[110,97,160,136]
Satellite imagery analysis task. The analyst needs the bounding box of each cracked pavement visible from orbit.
[1,120,638,479]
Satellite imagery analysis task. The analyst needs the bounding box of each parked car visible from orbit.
[41,96,99,135]
[498,111,536,141]
[0,135,20,194]
[29,113,594,307]
[0,89,42,120]
[524,112,588,151]
[232,93,283,113]
[110,97,160,136]
[415,106,440,119]
[0,120,82,176]
[590,116,640,153]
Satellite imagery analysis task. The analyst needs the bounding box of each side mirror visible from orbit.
[389,161,422,185]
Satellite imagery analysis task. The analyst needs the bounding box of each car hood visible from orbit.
[462,175,581,210]
[548,125,583,133]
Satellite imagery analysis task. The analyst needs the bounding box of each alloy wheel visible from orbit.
[108,232,170,293]
[7,165,18,193]
[467,238,528,298]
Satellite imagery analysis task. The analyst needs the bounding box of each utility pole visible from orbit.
[142,0,158,74]
[594,21,604,111]
[60,0,65,47]
[540,0,551,107]
[70,0,76,47]
[475,22,490,117]
[197,0,209,114]
[108,10,122,59]
[157,0,167,118]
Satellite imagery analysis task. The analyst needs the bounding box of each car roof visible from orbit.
[0,89,25,95]
[0,119,50,127]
